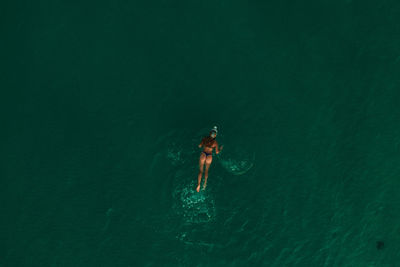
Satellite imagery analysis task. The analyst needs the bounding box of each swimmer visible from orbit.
[196,126,223,192]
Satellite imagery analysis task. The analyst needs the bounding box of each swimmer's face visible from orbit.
[210,132,216,138]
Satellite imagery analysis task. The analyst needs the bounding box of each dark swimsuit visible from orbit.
[201,137,215,157]
[202,145,213,157]
[202,151,212,157]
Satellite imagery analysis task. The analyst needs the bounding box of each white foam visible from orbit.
[219,151,255,175]
[172,181,216,224]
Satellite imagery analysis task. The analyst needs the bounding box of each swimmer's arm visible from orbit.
[198,139,204,148]
[215,142,223,154]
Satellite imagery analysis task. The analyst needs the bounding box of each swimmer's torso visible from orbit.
[202,138,216,153]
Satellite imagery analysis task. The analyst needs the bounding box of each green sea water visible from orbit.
[2,0,400,266]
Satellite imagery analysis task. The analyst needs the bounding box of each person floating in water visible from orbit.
[197,126,223,192]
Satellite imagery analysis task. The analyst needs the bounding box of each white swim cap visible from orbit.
[210,126,218,135]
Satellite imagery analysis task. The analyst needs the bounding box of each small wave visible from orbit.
[219,150,255,175]
[166,144,186,166]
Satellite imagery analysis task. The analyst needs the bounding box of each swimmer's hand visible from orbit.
[216,145,223,154]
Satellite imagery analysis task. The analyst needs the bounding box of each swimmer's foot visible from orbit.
[196,184,200,192]
[202,182,207,190]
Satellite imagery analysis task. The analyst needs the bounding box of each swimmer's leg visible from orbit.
[203,155,213,190]
[197,153,206,192]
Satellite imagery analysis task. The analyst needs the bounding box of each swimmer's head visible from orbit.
[210,126,218,138]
